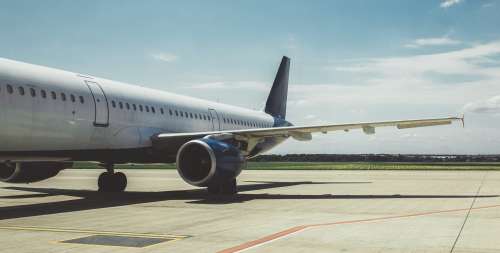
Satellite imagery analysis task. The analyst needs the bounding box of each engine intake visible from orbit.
[176,138,245,187]
[0,162,69,183]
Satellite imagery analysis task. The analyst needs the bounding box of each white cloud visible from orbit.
[463,96,500,114]
[440,0,463,8]
[292,41,500,124]
[284,34,298,50]
[151,52,178,62]
[482,2,494,8]
[404,37,461,48]
[334,41,500,79]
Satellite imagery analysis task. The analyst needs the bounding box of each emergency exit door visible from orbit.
[85,81,109,127]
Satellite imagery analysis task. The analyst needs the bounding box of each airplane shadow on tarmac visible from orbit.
[0,180,498,220]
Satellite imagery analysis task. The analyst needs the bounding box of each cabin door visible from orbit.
[85,81,109,127]
[208,109,220,131]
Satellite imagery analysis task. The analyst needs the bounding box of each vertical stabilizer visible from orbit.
[265,56,290,119]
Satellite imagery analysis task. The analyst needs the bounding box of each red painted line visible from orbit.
[217,225,308,253]
[217,204,500,253]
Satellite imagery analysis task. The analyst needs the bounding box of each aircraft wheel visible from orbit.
[220,179,237,195]
[98,172,127,192]
[207,183,221,194]
[114,172,127,192]
[207,179,237,195]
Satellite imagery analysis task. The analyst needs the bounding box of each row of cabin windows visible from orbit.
[111,99,213,121]
[2,84,85,104]
[1,84,272,128]
[110,99,271,128]
[222,117,271,128]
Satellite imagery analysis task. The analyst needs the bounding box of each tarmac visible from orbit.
[0,169,499,253]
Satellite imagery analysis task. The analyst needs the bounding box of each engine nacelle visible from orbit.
[176,138,245,187]
[0,162,69,183]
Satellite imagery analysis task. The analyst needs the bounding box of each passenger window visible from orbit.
[18,86,25,96]
[180,111,183,117]
[30,88,36,97]
[119,102,123,109]
[145,106,149,112]
[41,90,47,98]
[111,101,116,108]
[160,108,164,114]
[79,96,84,104]
[169,109,173,115]
[133,104,137,110]
[126,103,130,110]
[139,105,143,111]
[70,94,75,102]
[7,84,13,94]
[151,107,155,113]
[61,93,66,101]
[51,91,57,100]
[189,113,193,118]
[175,110,179,116]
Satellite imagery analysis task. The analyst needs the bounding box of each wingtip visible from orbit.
[459,113,465,128]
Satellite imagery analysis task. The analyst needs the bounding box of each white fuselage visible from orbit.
[0,58,275,162]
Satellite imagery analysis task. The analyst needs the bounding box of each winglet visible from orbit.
[460,114,465,128]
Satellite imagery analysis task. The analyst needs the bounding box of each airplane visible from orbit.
[0,56,462,194]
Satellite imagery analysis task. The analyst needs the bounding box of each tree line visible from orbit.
[252,154,500,162]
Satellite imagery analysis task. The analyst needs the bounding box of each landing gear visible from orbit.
[97,164,127,192]
[207,179,237,195]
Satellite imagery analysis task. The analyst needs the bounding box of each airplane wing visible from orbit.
[151,116,463,153]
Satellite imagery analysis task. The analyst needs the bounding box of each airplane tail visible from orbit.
[265,56,290,119]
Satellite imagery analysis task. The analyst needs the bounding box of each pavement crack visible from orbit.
[449,172,487,253]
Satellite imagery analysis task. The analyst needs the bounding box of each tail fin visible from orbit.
[265,56,290,119]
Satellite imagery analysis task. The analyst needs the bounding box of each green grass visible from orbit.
[246,162,500,170]
[71,161,500,171]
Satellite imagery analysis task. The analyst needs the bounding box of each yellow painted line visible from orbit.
[0,226,189,239]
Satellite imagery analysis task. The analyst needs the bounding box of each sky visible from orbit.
[1,0,500,154]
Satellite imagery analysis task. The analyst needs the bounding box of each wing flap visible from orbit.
[396,120,453,129]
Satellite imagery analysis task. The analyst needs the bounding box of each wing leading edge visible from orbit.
[153,116,463,143]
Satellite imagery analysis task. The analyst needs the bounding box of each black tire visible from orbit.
[98,172,112,192]
[208,179,237,195]
[207,184,221,194]
[220,179,237,195]
[114,172,127,192]
[98,172,127,192]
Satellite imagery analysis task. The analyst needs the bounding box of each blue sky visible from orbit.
[1,0,500,154]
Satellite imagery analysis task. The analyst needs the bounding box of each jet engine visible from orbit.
[176,138,245,187]
[0,162,69,183]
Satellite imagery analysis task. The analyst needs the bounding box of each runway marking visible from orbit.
[449,172,487,253]
[0,225,189,239]
[217,203,500,253]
